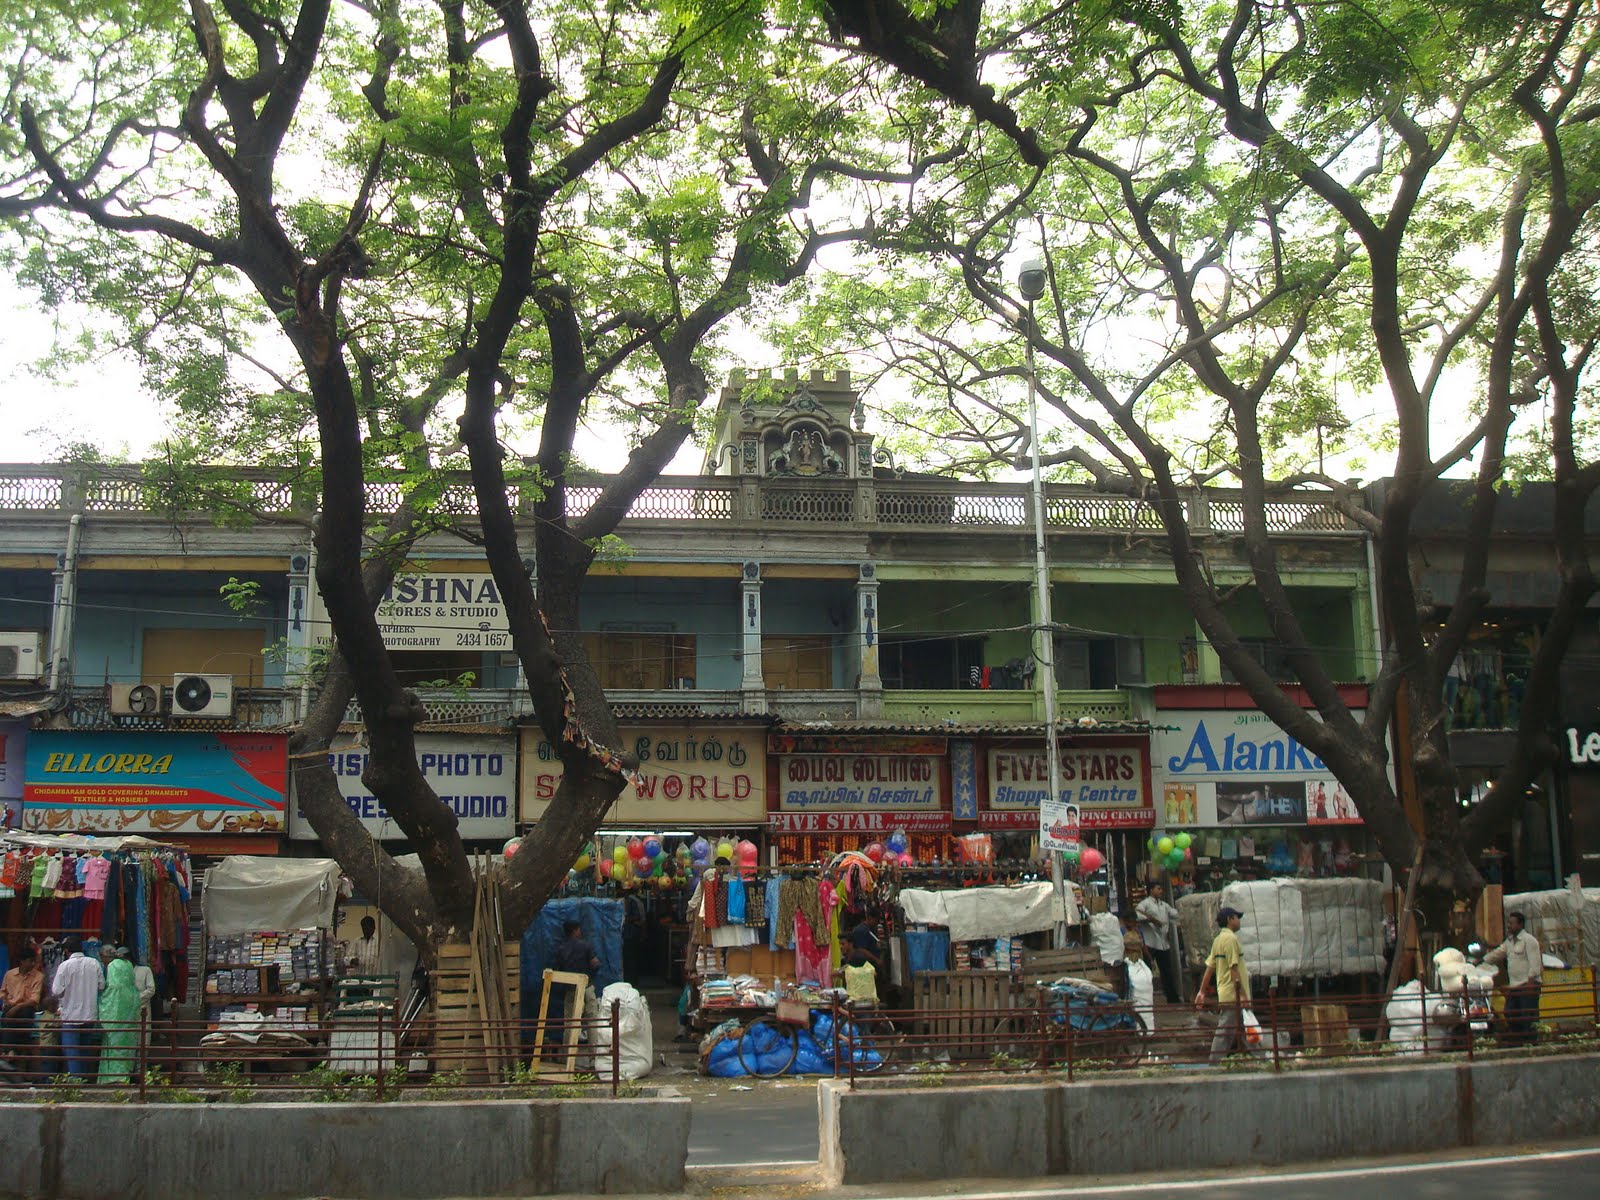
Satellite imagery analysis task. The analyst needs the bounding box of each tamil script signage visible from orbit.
[23,731,287,835]
[1154,709,1364,826]
[775,752,948,826]
[308,571,510,652]
[519,726,767,826]
[980,739,1154,830]
[290,733,515,840]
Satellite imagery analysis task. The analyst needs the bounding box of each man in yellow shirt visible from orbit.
[1195,907,1251,1064]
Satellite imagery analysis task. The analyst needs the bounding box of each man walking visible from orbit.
[51,936,104,1079]
[1136,883,1182,1005]
[1195,907,1250,1064]
[1483,911,1543,1046]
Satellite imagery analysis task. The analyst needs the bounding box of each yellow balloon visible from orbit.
[574,853,592,871]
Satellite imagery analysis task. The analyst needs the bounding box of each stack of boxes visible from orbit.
[203,928,329,1025]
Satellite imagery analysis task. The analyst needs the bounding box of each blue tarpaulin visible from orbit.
[520,897,624,1019]
[903,930,951,975]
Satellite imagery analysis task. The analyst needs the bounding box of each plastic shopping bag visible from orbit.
[1242,1008,1263,1049]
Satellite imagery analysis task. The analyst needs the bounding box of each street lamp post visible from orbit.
[1019,258,1069,942]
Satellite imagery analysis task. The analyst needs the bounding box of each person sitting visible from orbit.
[0,947,45,1071]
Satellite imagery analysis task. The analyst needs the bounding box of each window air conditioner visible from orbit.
[171,673,235,719]
[0,632,44,680]
[109,683,162,716]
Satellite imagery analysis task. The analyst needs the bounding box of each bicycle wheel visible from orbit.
[736,1015,800,1078]
[834,1010,898,1074]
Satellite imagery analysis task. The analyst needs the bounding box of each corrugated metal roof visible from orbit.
[0,697,53,718]
[513,706,776,725]
[770,717,1150,737]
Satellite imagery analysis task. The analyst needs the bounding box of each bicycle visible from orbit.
[735,999,904,1079]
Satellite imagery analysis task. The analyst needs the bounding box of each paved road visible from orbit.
[849,1144,1600,1200]
[685,1080,819,1166]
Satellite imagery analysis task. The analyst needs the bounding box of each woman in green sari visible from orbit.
[98,956,140,1084]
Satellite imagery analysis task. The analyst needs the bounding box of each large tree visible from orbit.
[1,0,885,950]
[802,0,1600,914]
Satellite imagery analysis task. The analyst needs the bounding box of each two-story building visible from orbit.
[0,371,1379,906]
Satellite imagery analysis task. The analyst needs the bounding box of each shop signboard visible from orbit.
[775,751,947,826]
[308,570,510,652]
[1566,728,1600,767]
[768,810,951,833]
[980,738,1154,830]
[289,732,515,840]
[519,725,766,826]
[1154,709,1365,826]
[22,731,287,835]
[0,720,24,830]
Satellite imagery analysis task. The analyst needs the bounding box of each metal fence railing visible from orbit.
[826,975,1600,1089]
[0,1003,632,1100]
[9,979,1590,1101]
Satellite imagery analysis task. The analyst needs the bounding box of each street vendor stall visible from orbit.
[1,830,193,1016]
[198,857,342,1068]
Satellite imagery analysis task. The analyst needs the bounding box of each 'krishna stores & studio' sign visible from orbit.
[308,571,510,652]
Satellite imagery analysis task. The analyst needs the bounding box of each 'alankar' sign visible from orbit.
[308,571,510,651]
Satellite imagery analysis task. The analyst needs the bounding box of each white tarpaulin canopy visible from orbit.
[202,856,340,934]
[899,882,1078,942]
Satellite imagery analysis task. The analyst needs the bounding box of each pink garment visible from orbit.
[794,912,831,987]
[82,854,112,900]
[818,880,838,928]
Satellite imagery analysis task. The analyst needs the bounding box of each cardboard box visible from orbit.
[1302,1002,1349,1051]
[722,945,796,981]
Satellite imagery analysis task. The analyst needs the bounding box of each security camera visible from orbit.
[1018,257,1048,301]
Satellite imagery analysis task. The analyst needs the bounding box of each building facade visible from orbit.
[0,372,1377,897]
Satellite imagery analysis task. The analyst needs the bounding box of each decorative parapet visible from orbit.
[0,465,1359,535]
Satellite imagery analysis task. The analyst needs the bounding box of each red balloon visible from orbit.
[865,842,885,863]
[1079,847,1105,873]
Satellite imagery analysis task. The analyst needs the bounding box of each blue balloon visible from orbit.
[644,837,662,859]
[886,829,909,854]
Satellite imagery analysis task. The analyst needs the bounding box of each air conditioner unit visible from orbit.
[171,673,234,719]
[0,632,44,680]
[109,683,162,717]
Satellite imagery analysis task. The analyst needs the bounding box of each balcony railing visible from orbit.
[0,464,1358,535]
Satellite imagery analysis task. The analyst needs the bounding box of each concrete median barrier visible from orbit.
[0,1095,691,1200]
[820,1053,1600,1187]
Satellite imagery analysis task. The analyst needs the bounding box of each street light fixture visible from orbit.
[1018,258,1070,941]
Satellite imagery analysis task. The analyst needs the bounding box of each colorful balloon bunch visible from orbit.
[1149,831,1194,870]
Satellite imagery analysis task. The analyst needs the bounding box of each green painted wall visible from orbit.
[1213,587,1365,681]
[878,580,1033,666]
[881,578,1367,683]
[1049,582,1196,685]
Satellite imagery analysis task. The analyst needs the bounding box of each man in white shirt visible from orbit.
[50,937,104,1079]
[1484,911,1543,1046]
[347,916,381,977]
[1135,883,1182,1005]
